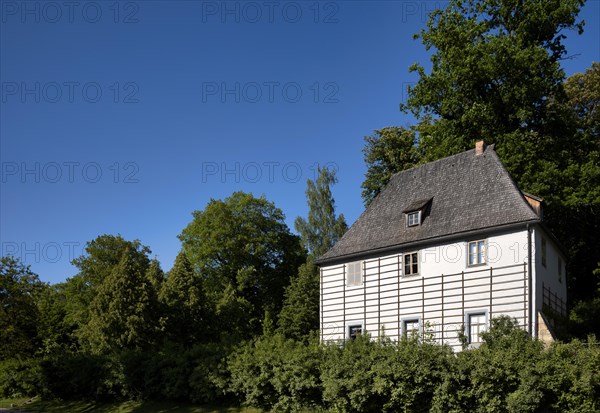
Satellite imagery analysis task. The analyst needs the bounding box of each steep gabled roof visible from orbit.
[317,145,540,265]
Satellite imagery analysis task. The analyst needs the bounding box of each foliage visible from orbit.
[278,167,347,341]
[81,248,161,354]
[321,334,451,413]
[361,127,421,206]
[227,334,323,412]
[0,256,44,360]
[65,235,153,347]
[0,358,44,398]
[179,192,305,338]
[277,258,320,341]
[160,251,208,346]
[294,166,347,258]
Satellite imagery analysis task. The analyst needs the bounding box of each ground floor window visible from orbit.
[348,324,362,340]
[402,318,420,338]
[467,312,487,344]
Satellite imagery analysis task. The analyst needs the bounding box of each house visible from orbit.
[316,141,566,350]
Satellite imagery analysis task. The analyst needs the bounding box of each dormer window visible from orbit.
[403,197,432,228]
[406,211,421,227]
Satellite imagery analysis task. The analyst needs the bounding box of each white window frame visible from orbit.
[348,324,362,340]
[403,252,419,276]
[464,310,488,346]
[406,210,421,227]
[401,316,421,338]
[346,261,363,287]
[467,240,486,267]
[345,319,363,340]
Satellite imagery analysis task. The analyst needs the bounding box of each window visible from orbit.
[348,325,362,340]
[347,261,362,287]
[467,312,486,344]
[468,240,486,266]
[402,318,420,337]
[406,211,421,227]
[558,257,563,283]
[541,238,547,267]
[403,252,419,275]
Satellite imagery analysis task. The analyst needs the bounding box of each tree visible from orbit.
[361,127,421,206]
[279,168,348,339]
[402,0,584,168]
[277,257,320,341]
[179,192,305,338]
[83,248,160,353]
[64,235,153,345]
[159,251,208,346]
[0,257,43,360]
[294,166,348,258]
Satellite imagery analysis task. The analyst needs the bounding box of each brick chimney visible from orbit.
[475,140,486,156]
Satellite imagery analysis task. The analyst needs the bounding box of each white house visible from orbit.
[317,141,566,351]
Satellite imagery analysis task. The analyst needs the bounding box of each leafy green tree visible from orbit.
[294,166,348,257]
[0,257,43,360]
[361,127,421,206]
[402,0,584,164]
[35,283,77,354]
[279,168,347,340]
[555,63,600,301]
[160,251,208,346]
[179,192,305,338]
[64,235,153,344]
[83,248,160,353]
[277,258,320,341]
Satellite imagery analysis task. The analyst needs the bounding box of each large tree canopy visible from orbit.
[179,192,305,337]
[402,0,584,157]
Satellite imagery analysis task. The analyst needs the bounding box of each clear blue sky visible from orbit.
[1,0,599,284]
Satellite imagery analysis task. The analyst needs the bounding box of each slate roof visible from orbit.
[317,145,540,264]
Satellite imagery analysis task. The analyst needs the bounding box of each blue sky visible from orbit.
[1,0,599,285]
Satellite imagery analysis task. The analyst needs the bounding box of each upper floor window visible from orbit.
[541,238,547,267]
[347,261,362,287]
[406,211,421,227]
[558,257,563,283]
[404,252,419,275]
[468,240,486,266]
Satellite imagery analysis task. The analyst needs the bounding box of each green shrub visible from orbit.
[227,333,323,412]
[321,334,451,413]
[0,358,44,398]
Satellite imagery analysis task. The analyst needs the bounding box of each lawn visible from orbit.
[0,398,263,413]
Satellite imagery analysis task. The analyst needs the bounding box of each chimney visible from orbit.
[475,140,486,156]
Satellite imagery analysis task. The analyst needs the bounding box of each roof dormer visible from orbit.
[403,198,432,228]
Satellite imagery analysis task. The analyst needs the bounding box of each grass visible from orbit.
[0,398,264,413]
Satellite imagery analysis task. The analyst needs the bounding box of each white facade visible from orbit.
[320,226,566,351]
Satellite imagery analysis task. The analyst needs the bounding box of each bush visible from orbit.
[321,334,451,412]
[0,358,44,398]
[227,333,323,412]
